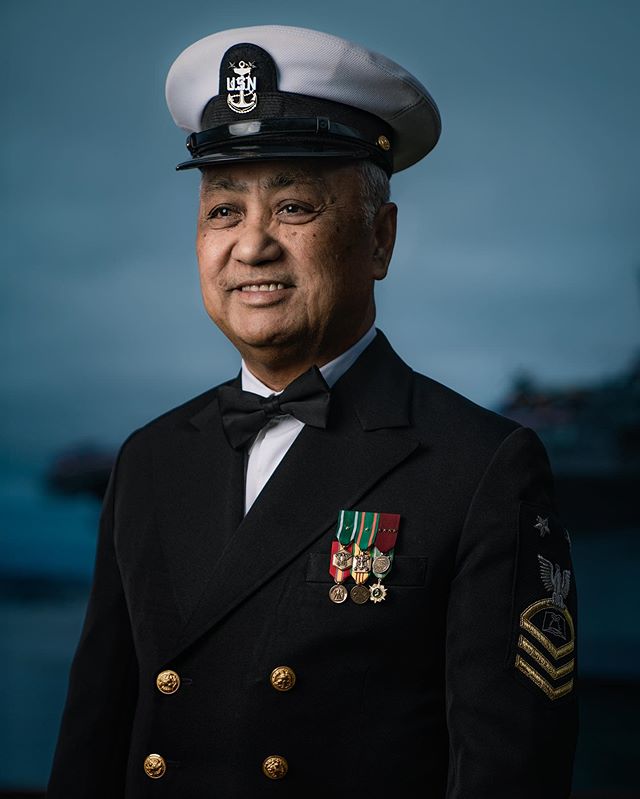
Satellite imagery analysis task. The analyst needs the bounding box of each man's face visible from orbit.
[195,159,395,368]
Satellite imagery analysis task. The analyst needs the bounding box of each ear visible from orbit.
[371,202,397,280]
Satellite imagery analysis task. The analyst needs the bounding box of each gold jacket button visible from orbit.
[262,755,288,780]
[156,669,180,695]
[270,665,296,692]
[143,754,166,779]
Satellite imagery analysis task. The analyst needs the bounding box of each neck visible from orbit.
[241,346,339,392]
[241,322,374,392]
[242,360,316,392]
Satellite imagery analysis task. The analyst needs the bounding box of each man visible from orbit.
[48,25,577,798]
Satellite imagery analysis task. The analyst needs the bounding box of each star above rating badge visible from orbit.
[534,515,550,537]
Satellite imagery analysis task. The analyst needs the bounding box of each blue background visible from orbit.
[1,0,638,793]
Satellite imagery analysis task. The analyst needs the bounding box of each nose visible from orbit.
[231,218,282,266]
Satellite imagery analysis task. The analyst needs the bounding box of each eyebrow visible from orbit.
[201,176,249,193]
[261,173,327,190]
[201,171,327,195]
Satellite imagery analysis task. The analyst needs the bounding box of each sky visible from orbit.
[1,0,639,461]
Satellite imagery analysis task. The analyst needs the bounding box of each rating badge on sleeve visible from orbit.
[514,558,575,699]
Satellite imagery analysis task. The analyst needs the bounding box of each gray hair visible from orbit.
[354,160,391,227]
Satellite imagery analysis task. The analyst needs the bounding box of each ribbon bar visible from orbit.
[375,513,400,552]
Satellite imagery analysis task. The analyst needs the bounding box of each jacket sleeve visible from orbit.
[47,444,138,798]
[445,426,578,798]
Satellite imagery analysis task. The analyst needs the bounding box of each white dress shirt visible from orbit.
[241,325,377,513]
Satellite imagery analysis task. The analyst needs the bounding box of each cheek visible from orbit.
[196,230,210,270]
[321,228,371,291]
[197,234,226,286]
[287,220,373,303]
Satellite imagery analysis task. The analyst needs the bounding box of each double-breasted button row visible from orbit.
[270,665,296,692]
[156,665,294,694]
[144,752,288,781]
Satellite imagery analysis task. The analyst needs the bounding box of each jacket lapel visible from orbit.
[151,381,245,632]
[161,332,422,665]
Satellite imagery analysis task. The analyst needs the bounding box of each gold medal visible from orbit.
[329,583,348,604]
[350,584,370,604]
[332,547,353,571]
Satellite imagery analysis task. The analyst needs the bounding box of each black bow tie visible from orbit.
[218,366,331,449]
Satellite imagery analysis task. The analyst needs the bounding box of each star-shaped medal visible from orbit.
[369,581,387,603]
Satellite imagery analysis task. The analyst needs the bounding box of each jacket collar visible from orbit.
[189,329,412,435]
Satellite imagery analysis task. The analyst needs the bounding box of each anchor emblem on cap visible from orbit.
[227,61,258,114]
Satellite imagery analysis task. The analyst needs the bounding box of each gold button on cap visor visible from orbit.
[156,669,180,694]
[270,665,296,692]
[144,754,167,779]
[262,755,288,780]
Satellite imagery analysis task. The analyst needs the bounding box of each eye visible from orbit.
[205,205,241,226]
[276,202,317,223]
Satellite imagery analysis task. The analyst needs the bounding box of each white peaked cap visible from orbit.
[166,25,441,173]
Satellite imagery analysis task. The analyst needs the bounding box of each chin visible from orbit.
[232,323,301,352]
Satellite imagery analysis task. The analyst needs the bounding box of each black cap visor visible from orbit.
[176,116,394,175]
[177,144,375,172]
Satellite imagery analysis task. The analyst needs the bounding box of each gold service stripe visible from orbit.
[517,635,574,679]
[515,655,573,700]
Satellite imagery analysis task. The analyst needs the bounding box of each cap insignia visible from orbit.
[227,61,258,114]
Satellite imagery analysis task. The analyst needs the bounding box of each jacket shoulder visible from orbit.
[411,370,521,453]
[116,380,231,457]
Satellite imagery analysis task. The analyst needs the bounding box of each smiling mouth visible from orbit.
[238,282,289,293]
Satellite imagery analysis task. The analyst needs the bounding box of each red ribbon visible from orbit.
[375,513,400,552]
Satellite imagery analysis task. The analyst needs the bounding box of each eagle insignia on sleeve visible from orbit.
[537,555,571,609]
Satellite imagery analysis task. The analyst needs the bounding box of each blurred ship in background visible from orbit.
[44,444,115,501]
[499,353,640,532]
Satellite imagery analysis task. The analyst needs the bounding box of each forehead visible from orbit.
[199,159,361,196]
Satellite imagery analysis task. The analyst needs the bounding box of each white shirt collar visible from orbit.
[241,325,377,397]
